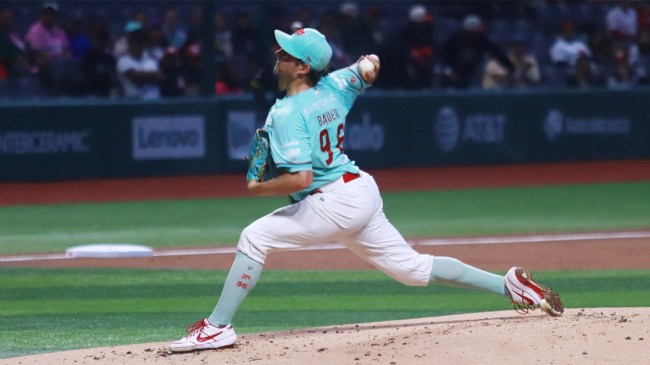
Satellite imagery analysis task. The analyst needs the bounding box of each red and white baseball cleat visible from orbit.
[169,318,237,352]
[504,267,564,317]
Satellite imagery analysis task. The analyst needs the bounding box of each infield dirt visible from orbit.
[6,308,649,365]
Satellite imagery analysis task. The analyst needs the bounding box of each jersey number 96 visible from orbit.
[319,124,344,165]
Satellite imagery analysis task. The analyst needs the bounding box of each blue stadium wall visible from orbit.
[1,89,649,182]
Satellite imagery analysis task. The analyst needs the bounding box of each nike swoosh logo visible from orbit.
[197,331,223,343]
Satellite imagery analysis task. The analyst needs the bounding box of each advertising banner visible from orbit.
[0,105,105,180]
[132,115,206,160]
[1,90,649,182]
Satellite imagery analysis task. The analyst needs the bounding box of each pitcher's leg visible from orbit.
[237,187,377,264]
[344,211,506,296]
[237,199,326,264]
[208,251,263,326]
[430,256,506,295]
[209,201,323,327]
[211,195,369,326]
[341,212,434,287]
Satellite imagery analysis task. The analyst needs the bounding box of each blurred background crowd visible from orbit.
[1,0,649,100]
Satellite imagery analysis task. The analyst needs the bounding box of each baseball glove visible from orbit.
[246,129,274,182]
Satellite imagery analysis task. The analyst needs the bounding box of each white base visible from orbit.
[66,244,154,258]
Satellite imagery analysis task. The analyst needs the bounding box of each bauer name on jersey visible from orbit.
[263,66,367,202]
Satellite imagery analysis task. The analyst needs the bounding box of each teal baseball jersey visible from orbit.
[263,66,366,202]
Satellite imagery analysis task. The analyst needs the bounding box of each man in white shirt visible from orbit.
[116,25,163,99]
[549,22,591,66]
[606,0,637,38]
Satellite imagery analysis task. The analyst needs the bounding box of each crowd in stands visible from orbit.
[1,0,650,100]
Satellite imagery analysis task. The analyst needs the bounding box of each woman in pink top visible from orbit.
[24,3,70,60]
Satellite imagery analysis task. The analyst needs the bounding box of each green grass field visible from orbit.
[2,268,650,359]
[0,182,648,254]
[0,181,649,359]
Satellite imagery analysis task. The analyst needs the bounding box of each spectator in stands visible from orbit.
[81,24,117,97]
[604,38,646,88]
[338,2,375,56]
[186,6,203,37]
[215,61,242,94]
[25,2,79,95]
[597,1,643,88]
[116,23,163,99]
[0,8,30,79]
[249,21,298,113]
[605,49,633,89]
[231,11,262,90]
[319,12,350,70]
[162,9,187,49]
[158,46,185,97]
[114,20,140,59]
[249,49,280,110]
[179,30,202,96]
[587,28,613,66]
[637,1,650,32]
[113,10,149,58]
[293,8,317,29]
[566,52,605,88]
[439,14,514,89]
[367,6,387,49]
[25,2,70,61]
[231,11,259,59]
[377,4,435,89]
[401,4,436,89]
[214,12,233,63]
[637,27,650,56]
[482,36,540,89]
[606,0,637,40]
[65,17,91,61]
[550,21,592,66]
[633,2,650,75]
[147,22,168,62]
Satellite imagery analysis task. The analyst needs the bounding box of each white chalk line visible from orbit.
[1,231,649,263]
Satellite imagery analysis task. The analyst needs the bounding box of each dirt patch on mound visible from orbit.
[7,308,649,365]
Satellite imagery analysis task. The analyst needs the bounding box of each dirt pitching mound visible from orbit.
[7,307,649,365]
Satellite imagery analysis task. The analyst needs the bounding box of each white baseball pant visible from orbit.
[237,170,434,286]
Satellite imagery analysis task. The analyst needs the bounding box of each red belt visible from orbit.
[310,172,360,195]
[342,172,361,183]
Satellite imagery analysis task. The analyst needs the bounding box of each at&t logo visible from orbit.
[434,107,507,152]
[434,107,460,152]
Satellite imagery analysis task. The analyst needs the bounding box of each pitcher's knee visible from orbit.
[396,272,430,287]
[236,226,269,264]
[381,254,434,287]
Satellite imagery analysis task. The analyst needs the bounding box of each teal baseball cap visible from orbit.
[274,28,332,72]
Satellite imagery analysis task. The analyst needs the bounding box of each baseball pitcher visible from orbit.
[169,28,564,352]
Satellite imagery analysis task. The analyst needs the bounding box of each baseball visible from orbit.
[357,58,375,75]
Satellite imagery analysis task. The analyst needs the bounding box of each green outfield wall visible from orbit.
[1,89,649,181]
